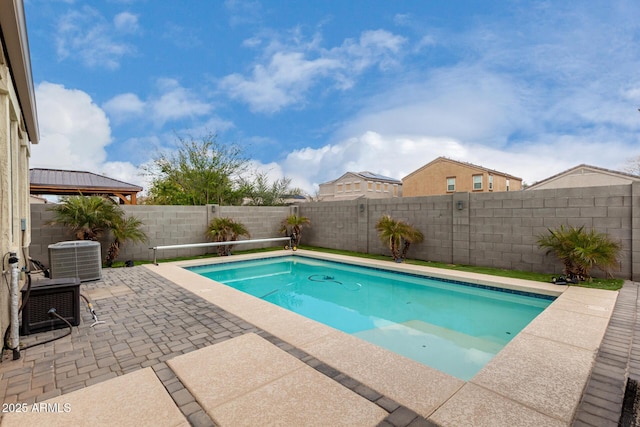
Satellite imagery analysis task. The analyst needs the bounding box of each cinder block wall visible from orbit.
[29,183,640,279]
[209,205,294,252]
[29,204,291,264]
[299,183,639,280]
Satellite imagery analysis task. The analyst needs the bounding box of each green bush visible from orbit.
[206,217,250,256]
[537,225,620,280]
[375,215,424,262]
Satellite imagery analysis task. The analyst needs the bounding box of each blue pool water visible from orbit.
[187,256,554,380]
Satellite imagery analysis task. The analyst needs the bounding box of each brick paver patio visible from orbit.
[0,266,437,426]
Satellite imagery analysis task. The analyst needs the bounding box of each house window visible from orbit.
[488,175,493,191]
[376,182,381,191]
[354,182,361,191]
[473,175,483,190]
[506,179,510,191]
[393,185,398,196]
[337,184,343,193]
[447,177,456,192]
[345,183,352,192]
[368,181,373,191]
[384,183,389,192]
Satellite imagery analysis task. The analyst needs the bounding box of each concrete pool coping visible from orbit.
[151,249,618,426]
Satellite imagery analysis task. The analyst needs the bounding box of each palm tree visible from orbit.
[375,215,402,261]
[206,217,250,256]
[48,196,122,240]
[400,221,424,260]
[537,225,621,280]
[375,214,424,262]
[105,215,148,266]
[280,214,311,247]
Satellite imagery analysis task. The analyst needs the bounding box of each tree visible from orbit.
[537,225,621,280]
[400,221,424,260]
[240,171,304,206]
[105,215,148,266]
[623,155,640,176]
[375,214,424,262]
[144,133,249,205]
[206,217,250,256]
[280,214,311,247]
[47,196,122,240]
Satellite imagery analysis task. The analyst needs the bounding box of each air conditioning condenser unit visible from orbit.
[49,240,102,282]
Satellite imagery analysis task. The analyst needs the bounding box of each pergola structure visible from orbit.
[30,168,143,205]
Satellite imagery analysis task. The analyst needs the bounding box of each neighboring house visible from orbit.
[0,0,40,348]
[318,171,402,201]
[402,157,522,197]
[525,164,640,190]
[30,168,143,204]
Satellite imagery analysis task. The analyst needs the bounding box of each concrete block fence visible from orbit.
[29,182,640,280]
[29,204,293,265]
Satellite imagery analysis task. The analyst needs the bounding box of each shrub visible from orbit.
[375,215,424,262]
[206,217,250,256]
[537,225,620,280]
[279,215,311,247]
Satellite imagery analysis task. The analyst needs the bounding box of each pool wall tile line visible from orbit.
[291,249,567,297]
[186,250,562,300]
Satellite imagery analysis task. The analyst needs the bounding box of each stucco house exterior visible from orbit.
[318,171,402,201]
[0,0,39,351]
[402,157,522,197]
[525,164,640,190]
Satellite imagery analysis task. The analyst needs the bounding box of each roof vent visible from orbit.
[48,241,102,282]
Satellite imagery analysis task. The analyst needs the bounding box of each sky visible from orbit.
[23,0,640,195]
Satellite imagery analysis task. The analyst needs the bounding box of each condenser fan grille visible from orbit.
[49,241,102,282]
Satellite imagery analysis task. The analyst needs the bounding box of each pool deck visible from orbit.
[0,249,635,426]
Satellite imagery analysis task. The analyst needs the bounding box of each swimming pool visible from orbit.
[188,255,554,380]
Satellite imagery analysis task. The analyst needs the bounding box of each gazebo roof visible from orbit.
[30,168,143,204]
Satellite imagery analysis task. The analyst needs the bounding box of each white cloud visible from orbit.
[103,79,214,126]
[32,82,112,169]
[335,65,531,147]
[219,28,406,113]
[98,161,145,187]
[280,131,467,193]
[31,82,146,188]
[113,12,139,34]
[55,6,136,69]
[270,5,640,195]
[279,129,638,195]
[151,78,213,124]
[221,52,341,113]
[337,30,406,73]
[224,0,263,27]
[102,93,146,122]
